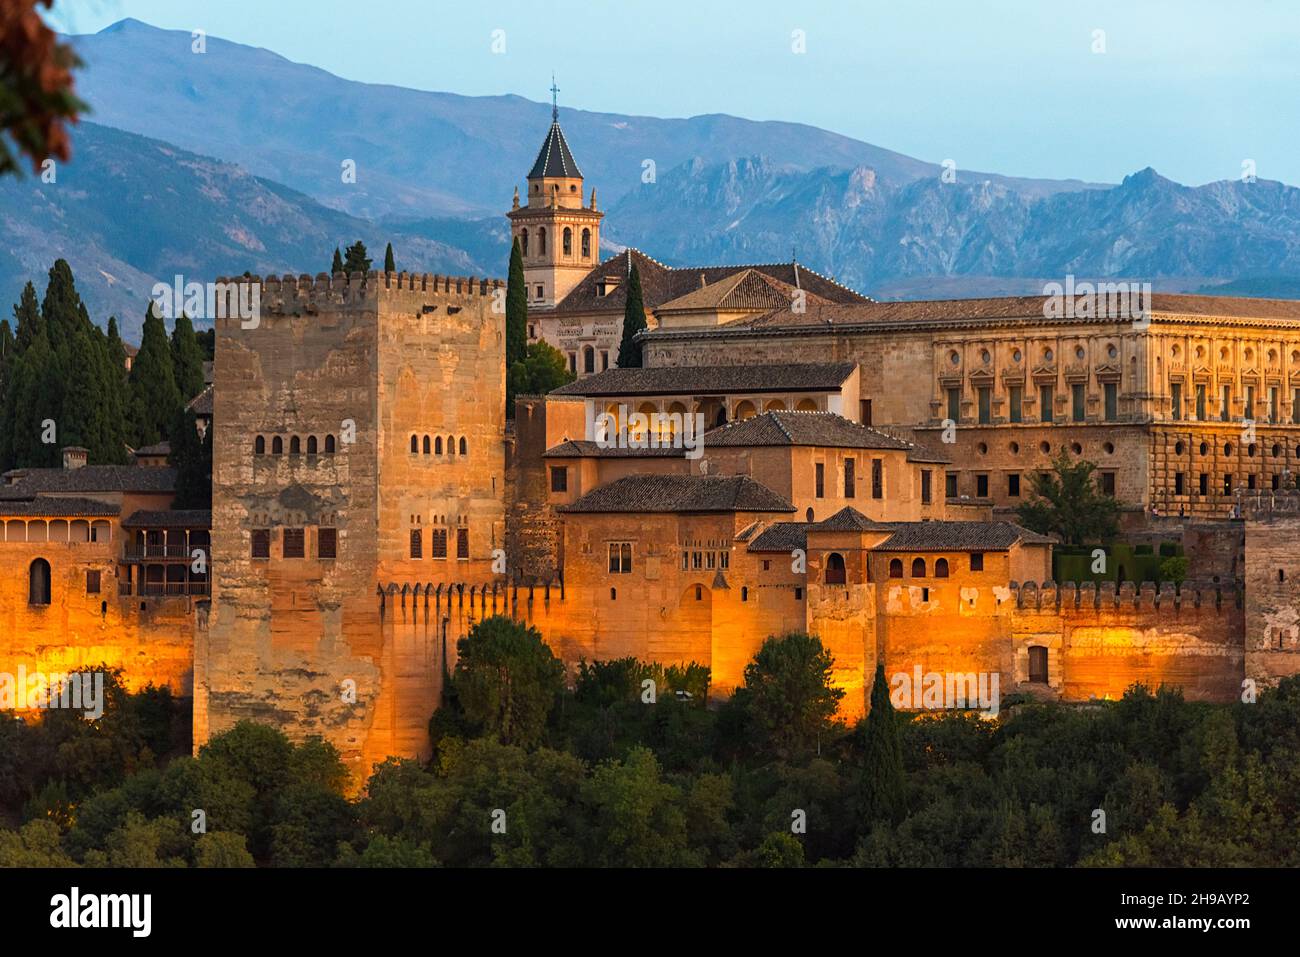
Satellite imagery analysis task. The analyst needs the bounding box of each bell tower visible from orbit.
[507,78,603,308]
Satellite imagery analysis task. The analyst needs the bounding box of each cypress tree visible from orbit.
[168,408,212,509]
[343,240,371,275]
[384,242,396,274]
[171,313,206,401]
[12,282,41,350]
[105,315,127,372]
[506,237,527,368]
[6,334,58,468]
[128,302,183,447]
[0,318,14,469]
[860,663,907,824]
[616,261,647,368]
[331,247,344,275]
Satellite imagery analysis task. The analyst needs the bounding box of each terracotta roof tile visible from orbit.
[551,363,856,397]
[559,474,794,514]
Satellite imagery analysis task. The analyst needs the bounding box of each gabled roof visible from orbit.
[703,411,949,463]
[809,506,886,532]
[528,122,583,179]
[551,363,856,397]
[543,439,688,459]
[549,248,869,317]
[0,466,177,499]
[559,474,794,514]
[874,521,1055,552]
[187,384,213,416]
[746,522,807,553]
[656,269,834,314]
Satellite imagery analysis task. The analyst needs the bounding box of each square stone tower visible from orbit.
[196,271,506,784]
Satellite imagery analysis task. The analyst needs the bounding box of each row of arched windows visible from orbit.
[520,227,592,259]
[888,557,950,579]
[254,435,337,455]
[411,434,468,456]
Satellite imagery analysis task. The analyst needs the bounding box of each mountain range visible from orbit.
[1,17,1297,340]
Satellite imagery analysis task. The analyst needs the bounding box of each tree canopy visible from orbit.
[1016,450,1120,545]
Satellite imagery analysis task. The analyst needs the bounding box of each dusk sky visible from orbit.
[45,0,1300,188]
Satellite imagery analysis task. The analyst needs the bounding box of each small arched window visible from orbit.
[805,507,814,523]
[410,435,419,453]
[610,587,617,601]
[447,436,456,456]
[423,435,431,455]
[307,435,318,454]
[1280,569,1287,583]
[538,227,547,254]
[520,228,529,256]
[324,434,335,453]
[459,437,467,455]
[935,558,949,578]
[695,585,703,601]
[290,436,301,454]
[563,227,572,255]
[272,436,283,454]
[435,436,443,455]
[741,586,748,602]
[581,228,591,258]
[889,558,903,579]
[911,557,926,578]
[583,346,595,374]
[826,552,846,585]
[29,558,51,605]
[254,435,265,455]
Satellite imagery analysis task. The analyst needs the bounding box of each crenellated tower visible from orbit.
[507,80,602,308]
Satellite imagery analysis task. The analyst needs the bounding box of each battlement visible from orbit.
[212,270,504,322]
[1010,579,1241,615]
[1236,488,1300,520]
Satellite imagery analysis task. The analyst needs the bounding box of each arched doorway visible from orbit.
[825,552,847,584]
[1028,646,1049,683]
[28,558,51,605]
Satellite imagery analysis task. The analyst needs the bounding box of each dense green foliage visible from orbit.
[615,262,647,368]
[0,260,208,475]
[507,340,575,401]
[342,240,372,275]
[4,631,1300,867]
[1017,451,1120,545]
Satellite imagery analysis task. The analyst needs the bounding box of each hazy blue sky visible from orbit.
[45,0,1300,187]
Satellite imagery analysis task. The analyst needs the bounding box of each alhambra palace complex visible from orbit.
[6,113,1300,782]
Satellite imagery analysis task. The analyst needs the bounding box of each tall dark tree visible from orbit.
[331,247,344,275]
[127,303,183,447]
[168,409,212,509]
[504,236,529,417]
[342,241,371,275]
[1017,450,1120,545]
[616,261,647,368]
[12,281,41,350]
[731,633,844,760]
[170,313,206,402]
[383,242,396,274]
[452,616,565,748]
[859,664,906,824]
[105,315,127,372]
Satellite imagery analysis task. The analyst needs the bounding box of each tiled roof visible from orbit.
[551,362,856,397]
[0,497,120,517]
[874,521,1055,552]
[704,411,911,450]
[122,509,212,528]
[809,506,886,532]
[559,474,794,514]
[187,384,213,416]
[134,442,171,457]
[654,293,1300,336]
[0,466,176,499]
[542,439,688,459]
[528,122,583,179]
[656,269,834,314]
[549,248,869,317]
[747,522,808,553]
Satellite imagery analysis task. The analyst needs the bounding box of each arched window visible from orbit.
[581,228,591,258]
[826,552,847,585]
[583,346,595,374]
[911,557,926,578]
[695,585,703,601]
[806,507,814,522]
[935,558,949,578]
[324,434,335,453]
[435,436,443,455]
[423,435,431,455]
[307,435,318,454]
[520,228,529,256]
[538,227,547,254]
[563,227,572,255]
[447,436,456,456]
[741,586,748,602]
[889,558,903,579]
[272,436,283,454]
[410,435,419,453]
[459,437,467,455]
[290,435,301,454]
[29,558,51,605]
[254,435,265,455]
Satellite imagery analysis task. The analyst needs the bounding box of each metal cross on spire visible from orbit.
[550,74,560,122]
